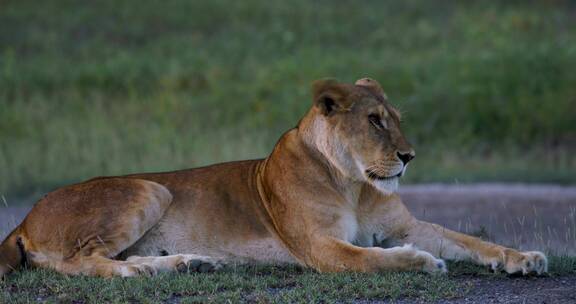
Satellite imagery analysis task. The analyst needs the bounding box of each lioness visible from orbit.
[1,78,547,278]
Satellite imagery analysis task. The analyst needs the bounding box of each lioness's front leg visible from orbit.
[398,219,548,275]
[305,235,447,274]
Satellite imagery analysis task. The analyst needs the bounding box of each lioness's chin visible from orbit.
[371,177,399,194]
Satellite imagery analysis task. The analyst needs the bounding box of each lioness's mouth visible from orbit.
[365,170,402,181]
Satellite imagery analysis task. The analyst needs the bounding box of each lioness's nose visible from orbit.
[397,151,415,165]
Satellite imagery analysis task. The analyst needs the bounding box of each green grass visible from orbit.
[1,257,575,303]
[1,0,576,198]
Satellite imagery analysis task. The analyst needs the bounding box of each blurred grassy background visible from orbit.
[0,0,575,199]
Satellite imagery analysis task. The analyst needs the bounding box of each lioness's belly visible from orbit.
[125,205,296,265]
[121,161,297,265]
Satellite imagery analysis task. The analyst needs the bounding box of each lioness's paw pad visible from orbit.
[177,259,223,274]
[505,251,548,275]
[414,249,447,274]
[426,257,448,274]
[522,251,547,275]
[120,264,157,277]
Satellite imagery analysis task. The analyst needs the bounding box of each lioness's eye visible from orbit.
[368,114,386,129]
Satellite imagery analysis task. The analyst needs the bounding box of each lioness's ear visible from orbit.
[312,78,352,115]
[355,77,388,99]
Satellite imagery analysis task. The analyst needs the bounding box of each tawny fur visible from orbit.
[0,78,547,278]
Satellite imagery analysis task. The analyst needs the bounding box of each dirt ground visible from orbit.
[394,275,576,304]
[449,275,576,304]
[1,184,575,304]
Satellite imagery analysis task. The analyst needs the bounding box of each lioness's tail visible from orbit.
[0,227,24,278]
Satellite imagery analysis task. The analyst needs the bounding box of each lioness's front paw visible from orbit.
[500,250,548,275]
[118,263,157,277]
[418,250,448,274]
[176,256,224,274]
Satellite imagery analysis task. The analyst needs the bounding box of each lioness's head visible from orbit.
[302,77,414,194]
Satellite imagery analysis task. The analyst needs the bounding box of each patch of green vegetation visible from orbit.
[2,257,575,303]
[547,255,576,275]
[0,266,458,303]
[1,0,575,198]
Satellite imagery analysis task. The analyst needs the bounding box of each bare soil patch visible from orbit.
[392,275,576,304]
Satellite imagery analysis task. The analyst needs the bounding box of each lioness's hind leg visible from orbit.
[18,178,173,277]
[127,254,223,273]
[49,255,157,277]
